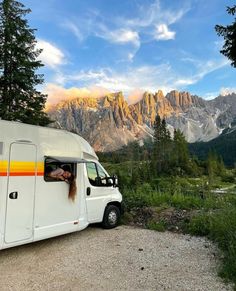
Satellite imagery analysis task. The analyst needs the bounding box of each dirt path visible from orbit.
[0,226,232,291]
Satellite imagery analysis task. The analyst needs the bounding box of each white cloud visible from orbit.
[174,58,229,88]
[36,40,65,69]
[45,64,174,104]
[62,0,189,63]
[114,29,140,46]
[63,21,84,42]
[154,24,175,41]
[44,54,229,105]
[124,0,189,28]
[220,87,236,96]
[44,83,110,106]
[203,92,219,100]
[95,26,140,47]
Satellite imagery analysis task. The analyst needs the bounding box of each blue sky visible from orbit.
[22,0,236,104]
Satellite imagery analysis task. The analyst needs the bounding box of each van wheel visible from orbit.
[102,205,120,229]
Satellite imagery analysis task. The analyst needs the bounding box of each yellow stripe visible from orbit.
[0,161,44,173]
[0,161,8,172]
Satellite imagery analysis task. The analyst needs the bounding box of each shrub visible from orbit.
[147,220,166,232]
[187,212,211,236]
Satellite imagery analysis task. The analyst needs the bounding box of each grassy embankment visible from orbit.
[104,161,236,288]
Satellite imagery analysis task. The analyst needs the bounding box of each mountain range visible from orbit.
[47,90,236,152]
[189,119,236,167]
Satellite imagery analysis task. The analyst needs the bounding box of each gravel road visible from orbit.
[0,226,232,291]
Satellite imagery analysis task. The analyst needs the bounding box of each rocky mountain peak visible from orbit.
[47,89,236,152]
[154,90,165,101]
[166,90,207,111]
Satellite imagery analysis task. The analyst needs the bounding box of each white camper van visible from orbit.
[0,120,123,250]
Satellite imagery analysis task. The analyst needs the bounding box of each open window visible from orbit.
[44,157,77,182]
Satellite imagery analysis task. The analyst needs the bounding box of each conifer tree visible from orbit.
[173,129,190,174]
[0,0,51,125]
[215,5,236,67]
[152,115,172,175]
[207,151,218,185]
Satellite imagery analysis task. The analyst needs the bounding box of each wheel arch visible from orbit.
[106,201,123,214]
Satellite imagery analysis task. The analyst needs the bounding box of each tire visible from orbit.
[102,205,120,229]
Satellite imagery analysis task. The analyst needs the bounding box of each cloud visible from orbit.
[44,53,229,106]
[62,0,189,66]
[44,83,110,106]
[45,64,174,104]
[154,24,175,41]
[95,26,140,47]
[127,89,145,104]
[63,21,84,42]
[220,87,236,96]
[174,58,229,87]
[36,40,65,69]
[124,0,189,28]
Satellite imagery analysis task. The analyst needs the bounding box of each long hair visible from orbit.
[67,174,77,201]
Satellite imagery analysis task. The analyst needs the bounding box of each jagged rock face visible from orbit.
[47,90,236,151]
[209,93,236,128]
[130,90,174,126]
[48,92,147,152]
[166,90,207,110]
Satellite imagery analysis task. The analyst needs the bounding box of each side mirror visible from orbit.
[95,176,102,186]
[112,175,118,187]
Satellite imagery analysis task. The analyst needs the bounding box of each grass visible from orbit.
[104,161,236,287]
[187,208,236,287]
[120,176,236,288]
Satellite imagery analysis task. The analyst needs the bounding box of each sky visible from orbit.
[21,0,236,105]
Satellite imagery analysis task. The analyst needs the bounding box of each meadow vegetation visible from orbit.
[99,115,236,288]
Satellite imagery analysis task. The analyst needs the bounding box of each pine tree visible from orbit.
[0,0,51,125]
[152,115,162,175]
[215,5,236,67]
[173,129,190,174]
[160,118,172,172]
[152,115,172,175]
[207,151,218,185]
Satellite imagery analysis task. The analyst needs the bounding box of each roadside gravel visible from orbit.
[0,225,233,291]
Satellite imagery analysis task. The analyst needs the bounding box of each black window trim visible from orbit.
[44,156,79,182]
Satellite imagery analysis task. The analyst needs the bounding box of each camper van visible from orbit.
[0,120,123,250]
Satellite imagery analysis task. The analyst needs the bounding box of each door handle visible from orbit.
[9,192,18,199]
[86,187,91,196]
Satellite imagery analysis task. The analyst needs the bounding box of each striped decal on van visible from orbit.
[0,161,44,176]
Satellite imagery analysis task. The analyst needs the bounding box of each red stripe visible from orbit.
[0,172,44,177]
[0,173,7,176]
[37,172,44,176]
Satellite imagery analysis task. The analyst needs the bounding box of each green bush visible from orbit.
[187,212,211,236]
[187,208,236,286]
[147,220,166,232]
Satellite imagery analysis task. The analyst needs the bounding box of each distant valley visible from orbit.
[47,90,236,152]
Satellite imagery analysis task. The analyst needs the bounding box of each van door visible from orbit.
[85,162,115,222]
[5,143,36,243]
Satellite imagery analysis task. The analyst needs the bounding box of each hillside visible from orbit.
[189,121,236,167]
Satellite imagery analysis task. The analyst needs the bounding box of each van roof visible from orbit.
[0,120,98,160]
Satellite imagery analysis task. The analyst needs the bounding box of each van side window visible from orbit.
[97,164,107,179]
[86,162,98,186]
[86,162,110,187]
[44,160,76,182]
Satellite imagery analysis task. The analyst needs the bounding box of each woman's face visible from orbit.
[63,171,71,179]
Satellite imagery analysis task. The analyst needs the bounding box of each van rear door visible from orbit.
[5,143,36,243]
